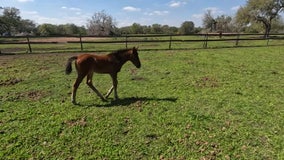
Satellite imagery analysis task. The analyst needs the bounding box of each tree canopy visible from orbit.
[86,10,117,36]
[236,0,284,37]
[179,21,195,34]
[0,7,21,35]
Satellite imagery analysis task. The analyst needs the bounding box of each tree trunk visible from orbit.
[256,16,271,38]
[264,22,271,38]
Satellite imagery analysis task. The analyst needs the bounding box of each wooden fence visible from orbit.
[1,33,284,54]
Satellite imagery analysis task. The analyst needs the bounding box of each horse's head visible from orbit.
[130,47,141,68]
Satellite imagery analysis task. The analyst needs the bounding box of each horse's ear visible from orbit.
[133,46,139,50]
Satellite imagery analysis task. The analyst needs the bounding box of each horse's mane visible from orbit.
[110,48,131,55]
[109,48,131,61]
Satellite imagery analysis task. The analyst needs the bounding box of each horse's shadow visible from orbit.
[78,96,178,108]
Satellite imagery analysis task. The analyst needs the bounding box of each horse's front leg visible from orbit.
[105,86,113,98]
[106,73,118,100]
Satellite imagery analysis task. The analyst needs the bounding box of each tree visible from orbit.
[151,24,162,34]
[202,10,217,32]
[0,7,37,35]
[179,21,195,34]
[215,15,233,32]
[161,25,170,34]
[37,24,57,36]
[0,7,21,35]
[58,24,80,35]
[131,23,144,34]
[236,0,284,37]
[19,19,36,34]
[169,26,179,34]
[86,10,117,36]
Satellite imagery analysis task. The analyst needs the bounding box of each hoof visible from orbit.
[105,94,110,99]
[72,100,78,105]
[101,97,107,102]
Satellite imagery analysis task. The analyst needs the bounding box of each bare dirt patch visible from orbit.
[26,91,47,101]
[4,90,48,102]
[0,78,23,86]
[129,68,147,81]
[196,76,219,88]
[63,117,87,127]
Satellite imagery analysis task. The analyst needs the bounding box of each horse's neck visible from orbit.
[112,52,129,65]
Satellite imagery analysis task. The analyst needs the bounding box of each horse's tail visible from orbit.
[65,56,77,75]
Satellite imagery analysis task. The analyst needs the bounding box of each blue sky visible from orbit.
[1,0,247,27]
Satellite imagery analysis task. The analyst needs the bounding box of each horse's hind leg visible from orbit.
[72,74,84,104]
[112,74,119,100]
[86,72,106,101]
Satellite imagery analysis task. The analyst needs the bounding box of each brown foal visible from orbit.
[65,47,141,104]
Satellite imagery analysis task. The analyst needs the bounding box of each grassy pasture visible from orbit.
[0,46,284,159]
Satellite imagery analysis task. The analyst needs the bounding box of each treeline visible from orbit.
[1,0,283,37]
[119,22,201,35]
[37,23,86,36]
[0,7,200,36]
[0,7,86,36]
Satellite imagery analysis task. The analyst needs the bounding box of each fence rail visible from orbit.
[1,33,284,54]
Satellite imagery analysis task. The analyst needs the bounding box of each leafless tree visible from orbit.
[87,10,117,36]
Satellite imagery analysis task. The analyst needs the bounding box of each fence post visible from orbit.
[203,34,208,48]
[125,34,128,48]
[266,38,270,46]
[169,35,172,50]
[26,36,32,53]
[79,35,83,51]
[235,33,240,46]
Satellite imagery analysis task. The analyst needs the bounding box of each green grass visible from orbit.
[0,46,283,159]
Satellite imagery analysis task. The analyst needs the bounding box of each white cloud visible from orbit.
[35,15,87,26]
[231,5,241,11]
[69,7,81,11]
[22,12,61,24]
[169,1,187,8]
[21,9,89,26]
[22,11,38,15]
[123,6,141,12]
[61,6,81,12]
[145,10,169,16]
[17,0,34,2]
[60,6,83,16]
[191,14,204,27]
[192,14,203,19]
[204,7,224,15]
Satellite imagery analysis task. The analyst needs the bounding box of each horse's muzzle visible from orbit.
[136,64,141,68]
